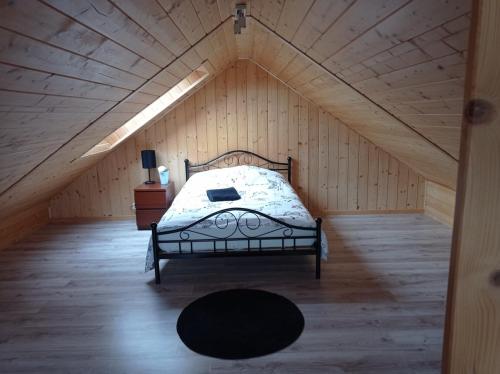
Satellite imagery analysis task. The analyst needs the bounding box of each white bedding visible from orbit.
[145,165,328,271]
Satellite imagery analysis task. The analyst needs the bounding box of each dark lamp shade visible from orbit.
[141,150,157,169]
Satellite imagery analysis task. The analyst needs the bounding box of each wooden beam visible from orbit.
[443,0,500,371]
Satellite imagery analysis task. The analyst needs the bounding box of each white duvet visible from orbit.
[145,165,327,271]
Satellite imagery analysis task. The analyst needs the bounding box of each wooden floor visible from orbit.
[0,214,452,373]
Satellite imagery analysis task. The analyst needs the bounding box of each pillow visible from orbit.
[206,187,241,202]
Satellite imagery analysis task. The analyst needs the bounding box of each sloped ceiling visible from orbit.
[0,0,470,221]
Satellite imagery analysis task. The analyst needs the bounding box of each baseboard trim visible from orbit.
[322,209,424,216]
[50,216,135,224]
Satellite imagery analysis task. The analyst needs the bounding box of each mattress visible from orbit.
[145,165,328,271]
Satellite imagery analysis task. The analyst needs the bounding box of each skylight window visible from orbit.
[82,66,209,158]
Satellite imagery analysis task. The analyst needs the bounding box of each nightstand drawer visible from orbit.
[134,191,170,209]
[136,209,166,230]
[134,182,175,230]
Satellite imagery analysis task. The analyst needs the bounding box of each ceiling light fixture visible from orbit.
[234,4,246,34]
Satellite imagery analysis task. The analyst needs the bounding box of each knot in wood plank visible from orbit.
[464,99,496,125]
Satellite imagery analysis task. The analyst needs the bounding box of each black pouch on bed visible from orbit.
[206,187,241,202]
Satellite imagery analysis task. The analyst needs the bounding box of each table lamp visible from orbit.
[141,150,157,184]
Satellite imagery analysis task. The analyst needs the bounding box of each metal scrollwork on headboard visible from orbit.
[185,150,292,183]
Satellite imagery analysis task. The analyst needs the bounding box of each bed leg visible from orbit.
[315,218,322,279]
[154,257,160,284]
[152,223,161,284]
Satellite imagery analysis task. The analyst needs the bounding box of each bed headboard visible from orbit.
[184,150,292,183]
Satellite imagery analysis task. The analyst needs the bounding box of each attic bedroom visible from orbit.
[1,1,499,373]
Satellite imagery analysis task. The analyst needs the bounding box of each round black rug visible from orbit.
[176,289,304,359]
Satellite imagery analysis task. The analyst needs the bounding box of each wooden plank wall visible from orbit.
[50,60,425,218]
[424,181,456,226]
[0,201,49,250]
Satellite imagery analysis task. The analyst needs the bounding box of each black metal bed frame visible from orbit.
[151,150,322,284]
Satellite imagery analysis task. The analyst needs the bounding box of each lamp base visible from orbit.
[144,168,155,184]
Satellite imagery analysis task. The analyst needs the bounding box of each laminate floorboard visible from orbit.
[0,214,452,373]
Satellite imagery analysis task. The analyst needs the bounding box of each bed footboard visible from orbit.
[150,208,322,284]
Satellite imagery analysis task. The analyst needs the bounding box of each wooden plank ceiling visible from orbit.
[245,0,470,187]
[0,0,470,220]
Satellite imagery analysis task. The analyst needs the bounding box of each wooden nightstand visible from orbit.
[134,182,175,230]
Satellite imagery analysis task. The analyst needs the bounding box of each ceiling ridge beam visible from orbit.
[247,15,459,163]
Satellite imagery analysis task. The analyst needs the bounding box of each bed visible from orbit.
[146,150,327,284]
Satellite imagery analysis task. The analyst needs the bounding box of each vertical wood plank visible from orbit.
[155,116,167,167]
[318,109,329,212]
[288,90,299,186]
[77,173,89,217]
[267,73,278,161]
[236,60,248,150]
[417,175,426,209]
[308,104,319,212]
[337,122,349,210]
[407,168,418,209]
[165,111,179,189]
[277,79,289,162]
[88,164,101,216]
[185,95,198,164]
[327,116,339,210]
[95,155,109,217]
[397,163,409,210]
[357,137,369,210]
[367,143,379,210]
[226,64,238,151]
[107,152,122,216]
[347,129,359,210]
[216,72,228,156]
[205,79,218,159]
[247,61,258,153]
[116,143,132,215]
[134,130,147,185]
[175,102,188,188]
[257,66,268,157]
[298,97,309,203]
[126,137,141,193]
[144,126,155,149]
[195,89,208,162]
[377,150,389,210]
[387,157,399,209]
